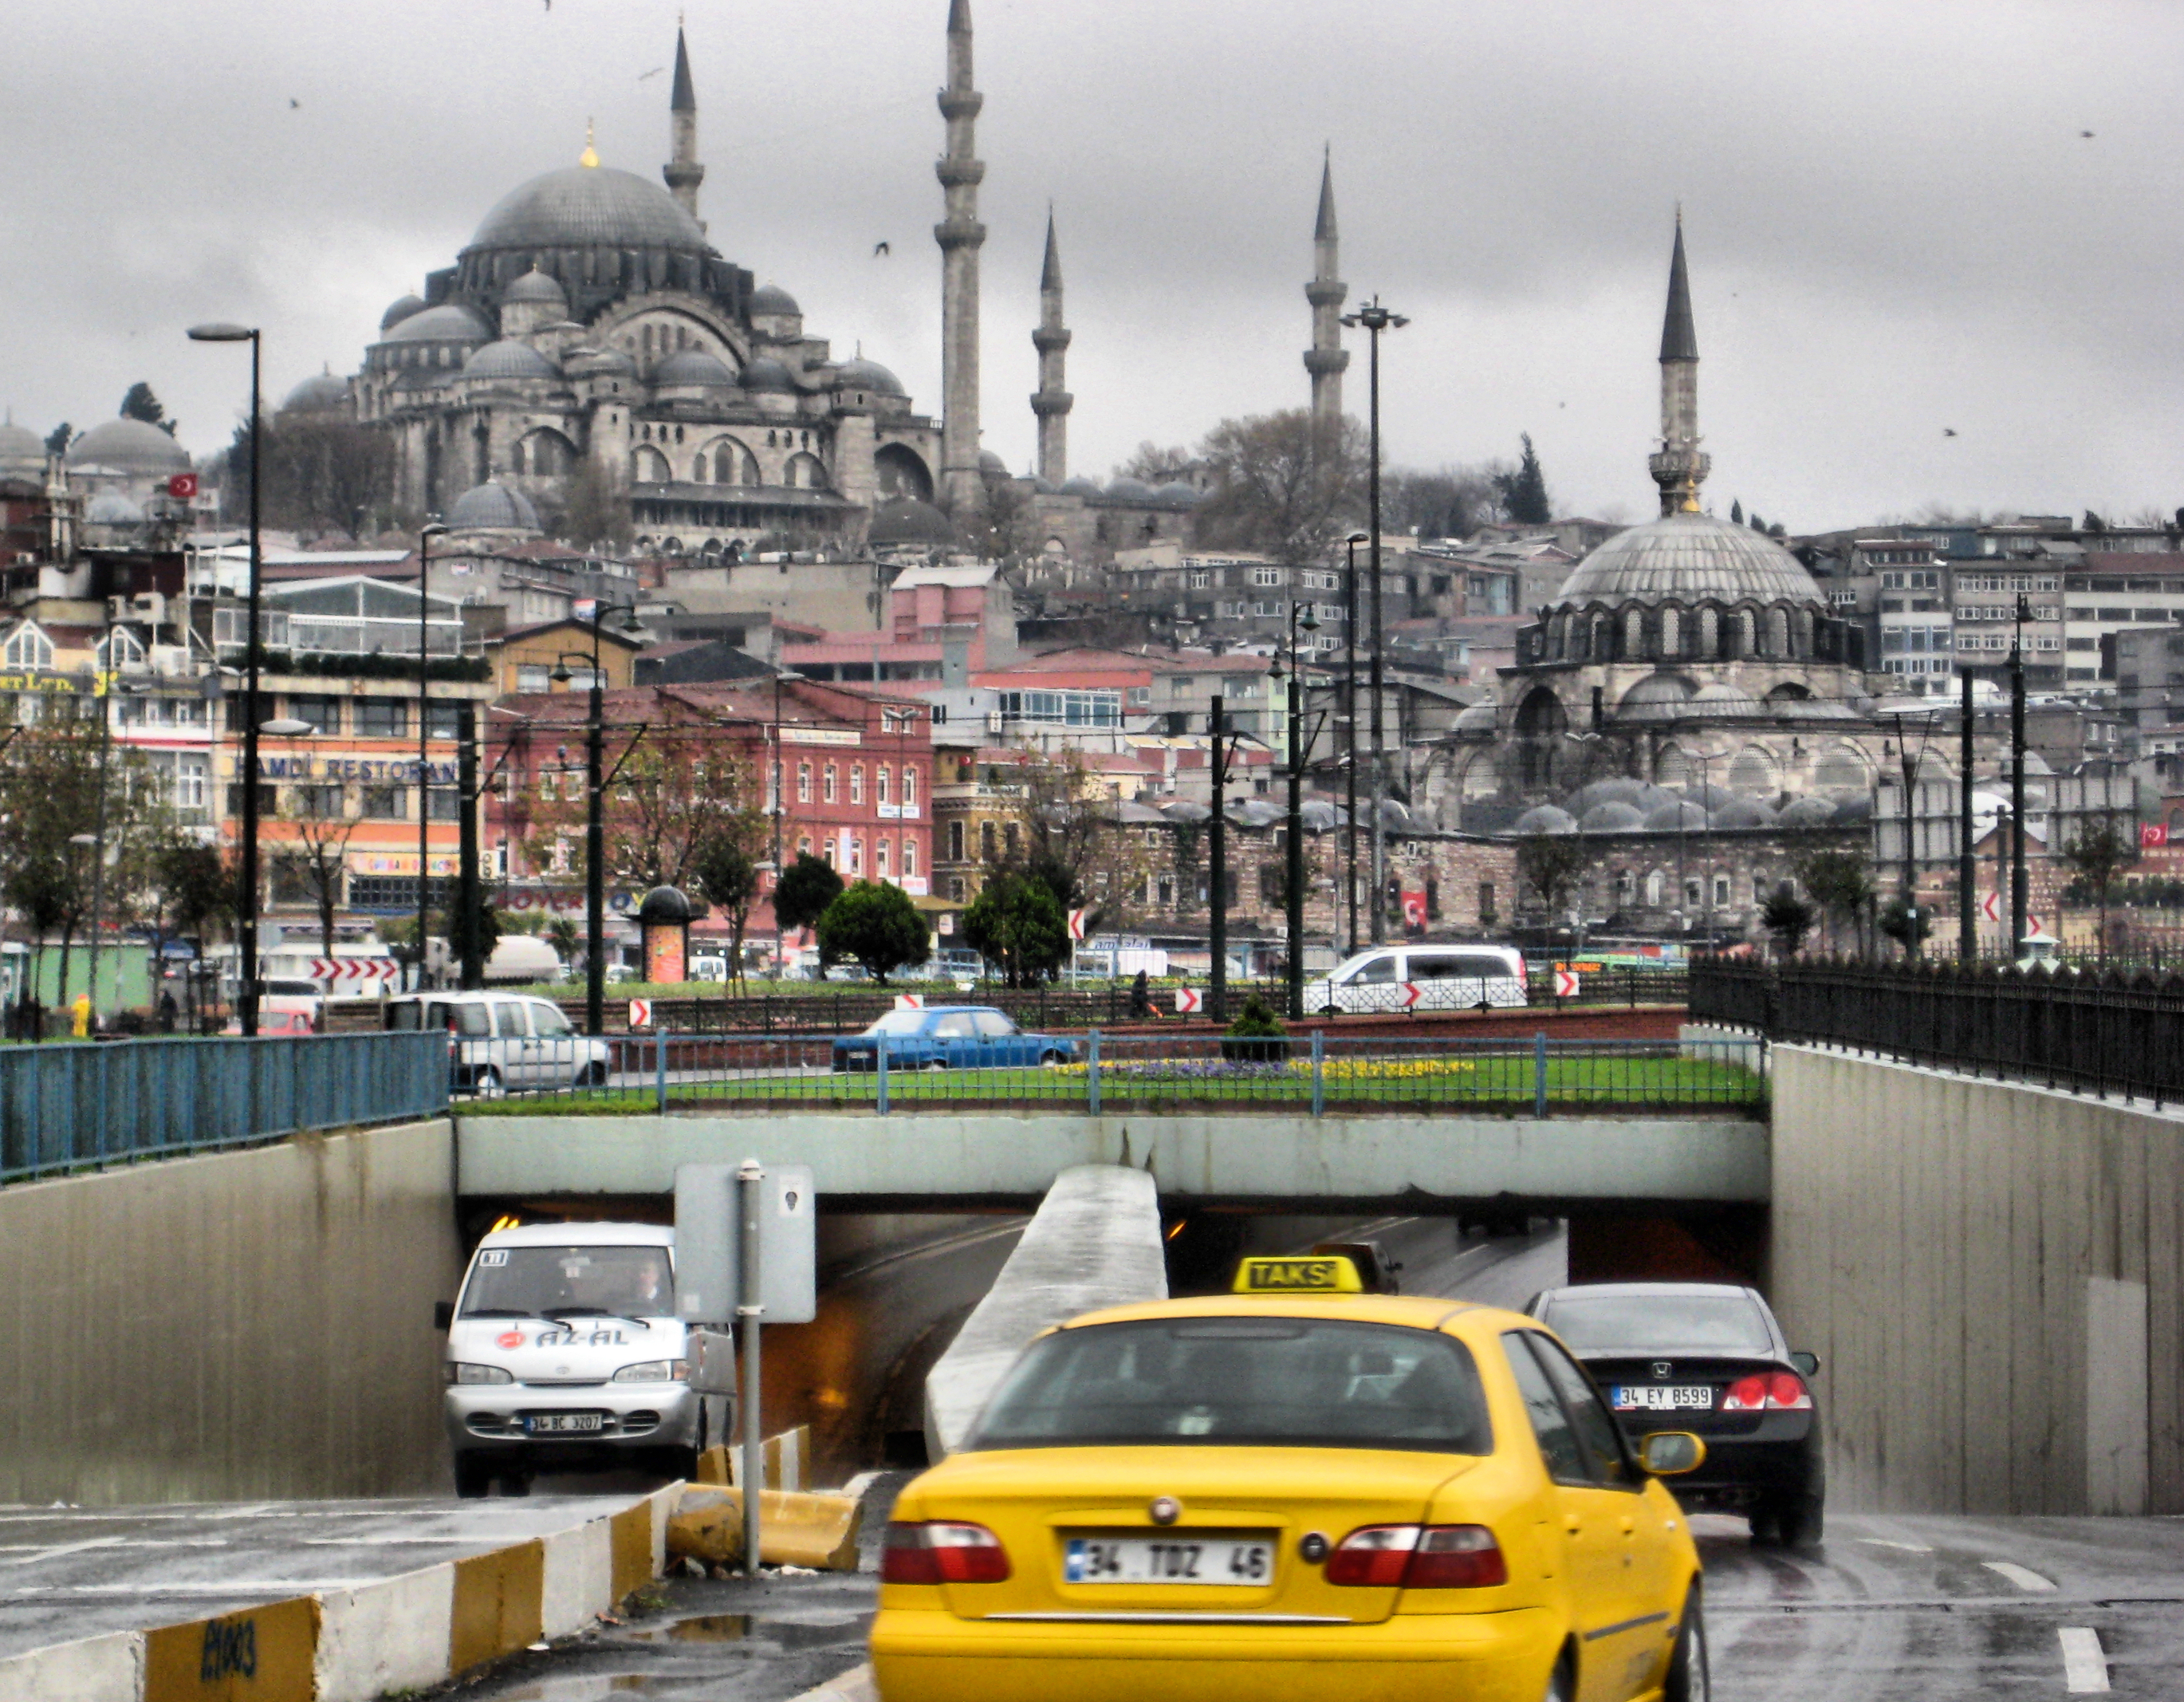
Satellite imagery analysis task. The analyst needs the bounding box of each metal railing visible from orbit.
[1689,957,2184,1105]
[464,1030,1765,1118]
[0,1031,451,1186]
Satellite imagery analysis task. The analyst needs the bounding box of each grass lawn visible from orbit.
[466,1052,1764,1117]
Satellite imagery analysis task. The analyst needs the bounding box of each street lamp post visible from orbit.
[1208,692,1227,1023]
[552,603,641,1037]
[1340,298,1407,944]
[1271,602,1321,1019]
[414,520,448,991]
[1341,530,1367,952]
[768,671,805,977]
[186,321,265,1035]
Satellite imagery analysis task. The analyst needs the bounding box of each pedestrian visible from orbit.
[158,988,179,1034]
[71,991,92,1040]
[1129,969,1152,1019]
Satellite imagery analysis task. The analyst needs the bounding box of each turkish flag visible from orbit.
[1401,890,1428,930]
[2143,823,2169,849]
[167,472,199,499]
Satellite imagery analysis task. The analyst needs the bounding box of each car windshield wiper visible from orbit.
[459,1307,536,1318]
[541,1307,653,1330]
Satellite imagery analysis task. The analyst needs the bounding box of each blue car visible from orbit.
[830,1006,1078,1073]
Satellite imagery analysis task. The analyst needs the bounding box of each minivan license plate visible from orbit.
[1063,1537,1273,1586]
[1611,1385,1711,1412]
[524,1412,604,1434]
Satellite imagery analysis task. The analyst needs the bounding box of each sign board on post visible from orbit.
[1174,987,1202,1015]
[1067,908,1088,942]
[628,998,653,1029]
[1552,968,1581,999]
[1398,981,1423,1010]
[672,1161,818,1326]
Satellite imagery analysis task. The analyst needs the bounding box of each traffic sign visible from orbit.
[892,992,925,1011]
[1553,968,1581,999]
[1068,908,1089,942]
[1174,987,1202,1015]
[1981,890,2000,921]
[1397,981,1423,1010]
[306,957,400,987]
[628,998,653,1029]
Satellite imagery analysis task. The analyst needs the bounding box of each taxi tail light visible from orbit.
[1723,1372,1812,1411]
[1326,1525,1505,1590]
[881,1521,1010,1585]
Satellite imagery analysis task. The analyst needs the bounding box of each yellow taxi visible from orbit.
[871,1255,1709,1702]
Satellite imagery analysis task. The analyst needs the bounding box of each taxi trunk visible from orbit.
[908,1446,1479,1626]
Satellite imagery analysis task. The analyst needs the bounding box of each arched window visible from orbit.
[1659,606,1682,656]
[902,765,917,811]
[631,445,671,483]
[517,429,576,478]
[1734,609,1756,656]
[796,762,812,803]
[702,437,758,485]
[1729,747,1777,794]
[903,837,917,877]
[1644,869,1665,907]
[1623,608,1643,658]
[1766,606,1790,656]
[1698,606,1720,657]
[876,838,891,879]
[823,763,837,803]
[876,766,891,807]
[849,765,864,805]
[848,837,864,877]
[784,451,827,491]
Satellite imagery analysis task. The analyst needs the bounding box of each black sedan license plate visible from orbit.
[1611,1385,1712,1412]
[524,1412,604,1434]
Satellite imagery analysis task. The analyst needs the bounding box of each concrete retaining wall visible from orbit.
[1771,1046,2184,1515]
[0,1120,462,1504]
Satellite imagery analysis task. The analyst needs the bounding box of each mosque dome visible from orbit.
[1552,510,1824,609]
[1452,701,1499,735]
[868,496,958,548]
[1155,481,1201,506]
[281,372,348,412]
[380,303,493,345]
[1778,796,1839,827]
[653,349,739,388]
[1059,477,1101,498]
[1567,776,1651,813]
[1104,477,1157,502]
[1711,796,1778,829]
[742,357,797,394]
[0,422,48,471]
[447,479,541,534]
[380,294,427,331]
[1643,799,1710,832]
[463,340,561,380]
[978,450,1009,475]
[1512,804,1578,836]
[1617,672,1696,724]
[1687,681,1764,718]
[501,267,568,309]
[85,491,147,526]
[1579,801,1647,833]
[749,282,800,317]
[832,357,905,398]
[67,418,191,475]
[467,166,709,255]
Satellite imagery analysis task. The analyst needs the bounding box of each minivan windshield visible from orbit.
[968,1318,1492,1453]
[1542,1292,1773,1353]
[460,1244,675,1319]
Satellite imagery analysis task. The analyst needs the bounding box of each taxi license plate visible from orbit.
[523,1412,604,1434]
[1063,1537,1273,1586]
[1611,1385,1712,1412]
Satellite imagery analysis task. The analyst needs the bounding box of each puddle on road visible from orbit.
[627,1612,871,1649]
[498,1677,659,1702]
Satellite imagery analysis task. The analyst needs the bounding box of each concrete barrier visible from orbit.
[667,1487,863,1571]
[923,1164,1167,1458]
[0,1487,675,1702]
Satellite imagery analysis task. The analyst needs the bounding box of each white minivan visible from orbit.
[1302,944,1529,1014]
[438,1222,705,1496]
[383,991,612,1096]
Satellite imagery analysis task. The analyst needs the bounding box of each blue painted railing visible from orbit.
[0,1032,451,1185]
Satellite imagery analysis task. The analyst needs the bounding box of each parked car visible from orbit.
[831,1006,1078,1073]
[1302,944,1528,1014]
[223,1007,317,1038]
[689,955,729,983]
[384,991,612,1097]
[1525,1280,1826,1546]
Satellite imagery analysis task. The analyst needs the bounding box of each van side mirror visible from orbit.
[433,1300,454,1331]
[1790,1350,1820,1377]
[1637,1431,1706,1476]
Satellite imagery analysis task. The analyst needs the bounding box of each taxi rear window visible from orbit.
[967,1318,1492,1454]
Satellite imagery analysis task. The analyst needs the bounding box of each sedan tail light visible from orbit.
[1325,1524,1505,1590]
[881,1520,1010,1585]
[1722,1371,1812,1412]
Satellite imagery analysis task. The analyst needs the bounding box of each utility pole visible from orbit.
[1895,714,1921,959]
[457,704,483,990]
[1208,692,1227,1022]
[414,521,448,991]
[2010,597,2029,958]
[1958,671,1976,959]
[585,665,606,1036]
[1341,533,1365,953]
[1340,300,1407,942]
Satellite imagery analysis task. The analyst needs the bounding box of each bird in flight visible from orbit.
[1943,427,1958,438]
[289,97,301,108]
[873,241,892,257]
[2080,129,2095,138]
[639,66,665,80]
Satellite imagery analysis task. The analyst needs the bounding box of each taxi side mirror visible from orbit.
[1638,1431,1706,1476]
[1789,1350,1820,1377]
[433,1301,454,1331]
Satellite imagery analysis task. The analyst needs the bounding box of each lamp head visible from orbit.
[186,323,256,343]
[1301,607,1321,634]
[1347,531,1369,546]
[259,717,314,737]
[550,660,573,685]
[620,606,643,633]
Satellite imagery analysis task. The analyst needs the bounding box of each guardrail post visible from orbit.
[1087,1028,1101,1117]
[1533,1031,1548,1119]
[1311,1030,1325,1118]
[655,1029,669,1115]
[877,1036,890,1116]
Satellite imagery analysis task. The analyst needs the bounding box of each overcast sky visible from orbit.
[2,0,2178,534]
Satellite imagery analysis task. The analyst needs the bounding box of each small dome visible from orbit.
[868,496,958,548]
[1155,480,1200,506]
[832,356,904,397]
[502,267,568,309]
[1512,804,1579,836]
[1059,476,1101,498]
[2021,750,2054,776]
[1453,702,1499,734]
[1159,799,1213,824]
[742,356,797,393]
[1643,800,1710,832]
[280,372,348,412]
[380,303,493,345]
[653,348,739,388]
[1104,477,1157,502]
[1552,510,1826,608]
[1031,477,1058,495]
[1688,681,1763,717]
[67,417,191,475]
[1298,799,1346,830]
[1617,672,1696,723]
[1226,798,1283,828]
[1711,796,1777,829]
[85,491,147,525]
[1567,776,1651,812]
[978,449,1009,475]
[1778,796,1838,826]
[749,282,800,317]
[1579,801,1647,833]
[0,422,48,470]
[636,884,695,925]
[380,294,427,331]
[447,479,541,534]
[1832,793,1875,822]
[462,339,561,380]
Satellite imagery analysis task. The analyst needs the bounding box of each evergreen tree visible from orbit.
[1729,498,1744,525]
[1749,511,1766,533]
[962,869,1069,987]
[773,852,844,936]
[120,383,171,433]
[42,423,70,456]
[1492,434,1552,525]
[814,881,929,983]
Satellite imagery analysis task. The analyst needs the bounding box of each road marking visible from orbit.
[0,1538,122,1566]
[2059,1627,2110,1692]
[1983,1561,2057,1592]
[1856,1538,1934,1553]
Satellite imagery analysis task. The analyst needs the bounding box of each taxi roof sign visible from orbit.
[1233,1255,1365,1295]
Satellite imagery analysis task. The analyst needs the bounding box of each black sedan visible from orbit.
[1527,1280,1826,1546]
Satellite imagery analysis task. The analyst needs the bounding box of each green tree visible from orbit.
[1492,433,1551,526]
[1749,510,1767,533]
[1729,498,1745,525]
[815,881,929,983]
[1759,885,1815,958]
[962,869,1069,987]
[690,830,759,985]
[1192,408,1367,565]
[544,914,583,971]
[120,383,171,431]
[1517,832,1586,919]
[1797,849,1875,955]
[42,423,70,457]
[444,896,502,982]
[2058,818,2135,965]
[773,852,844,937]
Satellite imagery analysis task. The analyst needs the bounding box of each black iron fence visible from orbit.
[1689,958,2184,1105]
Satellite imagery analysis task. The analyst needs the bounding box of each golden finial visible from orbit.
[579,119,600,169]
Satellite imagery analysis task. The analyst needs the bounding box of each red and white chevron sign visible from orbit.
[307,958,401,987]
[1174,987,1202,1015]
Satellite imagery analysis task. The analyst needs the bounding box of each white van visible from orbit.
[1303,944,1529,1014]
[383,991,612,1096]
[438,1222,704,1497]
